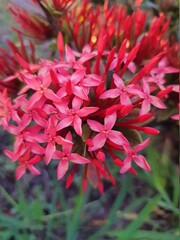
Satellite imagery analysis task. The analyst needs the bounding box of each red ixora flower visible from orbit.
[87,112,128,151]
[120,138,151,173]
[7,147,43,180]
[0,23,176,192]
[54,132,90,180]
[57,96,99,136]
[139,80,166,115]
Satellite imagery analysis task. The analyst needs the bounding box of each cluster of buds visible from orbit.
[0,0,179,192]
[0,30,37,93]
[8,0,170,57]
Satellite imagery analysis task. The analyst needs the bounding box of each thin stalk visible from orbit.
[0,185,18,209]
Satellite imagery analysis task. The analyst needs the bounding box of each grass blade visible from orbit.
[106,230,179,240]
[115,194,161,239]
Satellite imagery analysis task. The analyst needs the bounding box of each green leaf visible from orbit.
[66,187,90,240]
[0,214,28,229]
[0,186,18,209]
[107,230,179,240]
[29,201,44,220]
[87,177,131,240]
[0,230,13,240]
[117,195,161,240]
[82,124,91,142]
[116,127,142,146]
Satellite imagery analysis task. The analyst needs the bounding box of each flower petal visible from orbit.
[62,132,73,154]
[100,89,120,99]
[28,165,41,175]
[82,74,101,87]
[79,53,95,63]
[113,74,124,89]
[71,69,85,84]
[69,153,90,164]
[65,45,75,63]
[72,86,89,100]
[120,93,131,105]
[150,96,166,109]
[56,136,72,147]
[16,165,26,180]
[108,130,128,145]
[28,155,42,165]
[45,142,56,165]
[57,160,68,180]
[126,85,143,97]
[140,99,151,115]
[120,156,132,174]
[89,132,106,151]
[133,155,151,171]
[28,91,42,108]
[105,112,117,130]
[22,74,39,89]
[57,117,72,131]
[72,96,82,111]
[142,81,150,95]
[135,138,150,152]
[78,107,99,117]
[73,116,82,136]
[44,89,61,102]
[87,119,104,132]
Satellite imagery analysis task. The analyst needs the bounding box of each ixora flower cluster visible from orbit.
[0,0,179,192]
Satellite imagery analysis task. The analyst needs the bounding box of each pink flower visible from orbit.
[57,97,98,136]
[100,73,142,105]
[65,45,95,69]
[53,132,90,180]
[19,73,63,108]
[0,89,21,128]
[87,112,128,151]
[139,80,166,115]
[120,138,151,173]
[53,68,91,101]
[146,57,179,89]
[13,147,42,180]
[29,115,73,165]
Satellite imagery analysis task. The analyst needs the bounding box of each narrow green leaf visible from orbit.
[66,187,90,240]
[0,214,28,229]
[118,195,161,239]
[106,230,179,240]
[0,185,18,209]
[88,177,131,240]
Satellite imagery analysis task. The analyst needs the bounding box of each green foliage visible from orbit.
[138,138,179,216]
[0,134,179,239]
[0,166,179,239]
[107,230,180,240]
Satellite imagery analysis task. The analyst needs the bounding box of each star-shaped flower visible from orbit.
[87,112,128,151]
[57,97,98,136]
[120,138,151,173]
[53,132,90,180]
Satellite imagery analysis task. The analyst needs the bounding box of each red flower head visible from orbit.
[1,30,176,192]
